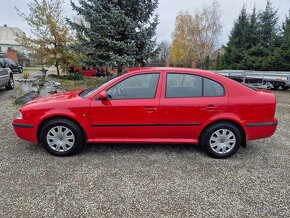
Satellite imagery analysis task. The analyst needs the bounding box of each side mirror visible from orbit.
[99,90,107,101]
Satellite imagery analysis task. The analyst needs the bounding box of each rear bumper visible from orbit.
[13,120,38,144]
[246,119,278,141]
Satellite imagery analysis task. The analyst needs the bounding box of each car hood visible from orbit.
[25,89,85,106]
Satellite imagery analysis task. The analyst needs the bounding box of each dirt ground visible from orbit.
[0,86,289,217]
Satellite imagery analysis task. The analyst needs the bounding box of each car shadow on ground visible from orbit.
[82,142,204,155]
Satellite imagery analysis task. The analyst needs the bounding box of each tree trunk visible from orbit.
[117,63,123,74]
[56,62,60,77]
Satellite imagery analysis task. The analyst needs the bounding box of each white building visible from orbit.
[0,24,26,57]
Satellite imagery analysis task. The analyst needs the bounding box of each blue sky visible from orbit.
[1,0,289,48]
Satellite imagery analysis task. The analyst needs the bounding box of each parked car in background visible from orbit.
[4,58,23,73]
[0,58,14,90]
[13,67,278,158]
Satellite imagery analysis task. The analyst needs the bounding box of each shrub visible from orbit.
[63,73,84,81]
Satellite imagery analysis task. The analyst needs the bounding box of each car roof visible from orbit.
[127,67,224,80]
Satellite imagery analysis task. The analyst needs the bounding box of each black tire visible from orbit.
[5,74,14,90]
[201,122,241,159]
[40,119,84,156]
[282,86,289,90]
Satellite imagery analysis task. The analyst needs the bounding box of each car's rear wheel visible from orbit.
[40,119,84,156]
[201,122,241,159]
[282,86,289,90]
[5,74,14,90]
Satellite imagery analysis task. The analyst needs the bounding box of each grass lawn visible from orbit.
[23,66,42,72]
[53,76,110,92]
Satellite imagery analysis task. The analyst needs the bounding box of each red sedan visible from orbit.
[13,68,278,158]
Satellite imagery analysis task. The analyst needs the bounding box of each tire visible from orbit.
[201,122,241,159]
[282,86,289,91]
[40,119,84,156]
[5,74,14,90]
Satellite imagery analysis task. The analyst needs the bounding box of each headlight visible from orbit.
[15,111,23,120]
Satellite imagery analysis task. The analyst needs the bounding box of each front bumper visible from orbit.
[12,119,38,144]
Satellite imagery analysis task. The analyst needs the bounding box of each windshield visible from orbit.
[80,72,127,98]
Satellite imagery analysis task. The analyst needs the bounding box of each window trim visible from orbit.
[106,73,161,100]
[165,72,225,98]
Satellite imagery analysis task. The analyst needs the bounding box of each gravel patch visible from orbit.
[0,86,289,217]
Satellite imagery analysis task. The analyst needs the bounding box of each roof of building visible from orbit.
[210,47,226,61]
[0,24,24,46]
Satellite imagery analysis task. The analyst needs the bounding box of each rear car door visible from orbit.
[89,72,162,139]
[158,72,228,140]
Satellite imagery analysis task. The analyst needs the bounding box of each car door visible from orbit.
[158,72,228,140]
[0,60,9,86]
[89,72,162,139]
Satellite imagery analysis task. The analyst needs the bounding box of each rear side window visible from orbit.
[166,73,202,98]
[107,73,160,99]
[203,78,225,97]
[166,73,225,98]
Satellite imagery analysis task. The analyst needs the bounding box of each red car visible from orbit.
[13,68,278,158]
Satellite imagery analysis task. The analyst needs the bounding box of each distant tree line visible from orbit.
[220,0,290,71]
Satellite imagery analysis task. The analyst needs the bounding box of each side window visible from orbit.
[203,78,225,97]
[166,73,202,98]
[107,73,160,100]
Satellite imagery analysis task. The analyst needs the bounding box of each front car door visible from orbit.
[89,71,162,141]
[158,71,228,140]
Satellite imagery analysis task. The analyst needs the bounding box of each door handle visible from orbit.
[144,107,157,112]
[205,105,218,110]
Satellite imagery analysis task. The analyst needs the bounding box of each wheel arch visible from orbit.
[37,115,88,145]
[198,119,247,148]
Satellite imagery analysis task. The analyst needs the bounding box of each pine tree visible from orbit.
[204,55,210,70]
[268,11,290,71]
[256,0,279,70]
[222,1,280,71]
[215,53,223,70]
[68,0,158,71]
[222,6,250,69]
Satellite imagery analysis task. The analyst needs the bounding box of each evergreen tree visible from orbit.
[204,55,210,70]
[256,0,279,70]
[68,0,158,71]
[215,52,222,70]
[222,1,280,71]
[222,5,250,69]
[268,11,290,71]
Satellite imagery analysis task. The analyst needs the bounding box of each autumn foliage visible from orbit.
[171,1,222,68]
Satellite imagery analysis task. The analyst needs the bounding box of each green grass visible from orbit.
[23,66,42,72]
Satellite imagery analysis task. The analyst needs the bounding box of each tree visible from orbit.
[215,52,223,70]
[68,0,158,72]
[171,1,222,68]
[204,55,210,70]
[222,5,250,70]
[222,1,280,70]
[16,0,78,76]
[268,11,290,71]
[156,40,172,63]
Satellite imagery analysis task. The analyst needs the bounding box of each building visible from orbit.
[0,24,26,63]
[210,47,226,66]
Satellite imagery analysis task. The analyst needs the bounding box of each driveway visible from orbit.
[0,86,289,217]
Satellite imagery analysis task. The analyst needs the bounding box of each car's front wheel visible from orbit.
[5,74,14,90]
[201,122,241,159]
[40,119,84,156]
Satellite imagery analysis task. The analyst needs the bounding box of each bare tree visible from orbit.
[171,1,222,67]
